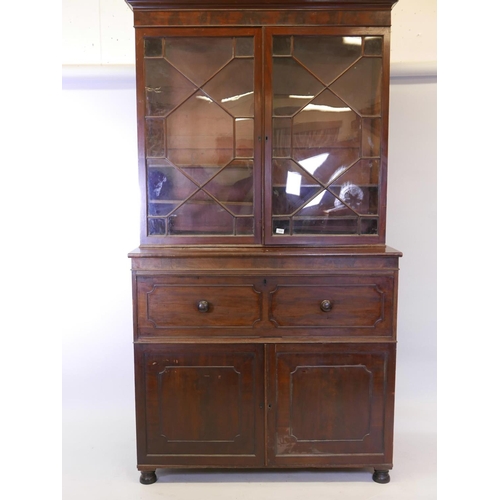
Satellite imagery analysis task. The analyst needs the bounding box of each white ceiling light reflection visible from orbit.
[221,91,254,102]
[342,36,362,46]
[196,95,214,102]
[285,171,302,196]
[303,104,351,113]
[285,153,329,197]
[298,153,329,175]
[303,190,327,208]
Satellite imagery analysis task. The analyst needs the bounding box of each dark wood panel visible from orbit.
[267,343,395,466]
[137,276,262,330]
[135,343,265,466]
[268,275,394,335]
[133,9,392,28]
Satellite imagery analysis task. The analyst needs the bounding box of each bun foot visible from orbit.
[140,470,157,485]
[373,469,390,484]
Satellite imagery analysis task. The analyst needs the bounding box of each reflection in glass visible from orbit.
[330,57,382,116]
[362,118,381,157]
[273,36,292,56]
[364,37,383,56]
[273,118,291,157]
[204,160,254,215]
[168,191,233,235]
[164,37,233,86]
[143,36,256,239]
[148,218,166,236]
[331,159,380,187]
[147,163,198,218]
[235,37,254,57]
[146,118,165,157]
[145,58,197,117]
[235,217,254,235]
[235,119,254,158]
[293,36,362,84]
[272,159,322,215]
[144,38,163,58]
[293,218,358,235]
[167,91,233,172]
[293,90,360,150]
[203,58,254,117]
[360,218,378,234]
[273,58,323,116]
[293,148,359,185]
[297,190,353,216]
[328,183,378,215]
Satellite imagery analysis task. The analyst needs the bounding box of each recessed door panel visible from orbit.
[267,343,395,467]
[136,344,265,466]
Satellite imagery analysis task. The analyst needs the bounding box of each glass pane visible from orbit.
[273,118,291,157]
[364,37,383,56]
[203,160,254,215]
[293,36,362,84]
[148,168,179,217]
[144,38,163,58]
[146,118,165,157]
[235,217,254,235]
[235,119,254,158]
[166,91,233,175]
[293,190,347,217]
[273,58,323,116]
[330,183,378,215]
[330,57,382,116]
[293,149,359,185]
[273,36,292,56]
[164,37,233,86]
[292,218,358,235]
[235,37,253,57]
[272,159,322,215]
[147,163,199,207]
[292,90,360,153]
[360,218,378,234]
[331,159,380,187]
[148,218,166,236]
[362,118,381,157]
[168,191,234,235]
[145,58,197,117]
[203,58,254,117]
[272,218,290,235]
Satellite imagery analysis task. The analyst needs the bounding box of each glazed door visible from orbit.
[135,343,265,467]
[264,27,389,245]
[267,343,396,467]
[138,28,263,245]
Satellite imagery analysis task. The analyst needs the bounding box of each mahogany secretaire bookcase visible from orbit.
[124,0,401,485]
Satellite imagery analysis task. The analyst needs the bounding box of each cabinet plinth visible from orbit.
[125,0,401,485]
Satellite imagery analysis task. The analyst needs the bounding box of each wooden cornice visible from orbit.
[124,0,399,11]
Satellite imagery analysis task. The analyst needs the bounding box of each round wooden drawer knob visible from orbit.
[197,300,209,312]
[320,299,333,312]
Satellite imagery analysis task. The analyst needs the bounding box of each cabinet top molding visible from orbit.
[124,0,399,11]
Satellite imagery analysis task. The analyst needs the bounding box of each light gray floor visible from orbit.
[63,398,436,500]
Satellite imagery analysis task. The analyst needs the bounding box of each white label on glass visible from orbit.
[276,228,285,234]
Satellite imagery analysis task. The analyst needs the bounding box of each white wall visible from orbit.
[62,0,436,65]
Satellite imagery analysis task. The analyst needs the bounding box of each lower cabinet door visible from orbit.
[267,343,396,467]
[135,343,265,467]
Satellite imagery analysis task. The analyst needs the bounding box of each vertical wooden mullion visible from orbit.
[263,27,274,244]
[254,27,264,244]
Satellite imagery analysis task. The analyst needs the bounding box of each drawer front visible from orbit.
[269,275,395,336]
[136,276,262,332]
